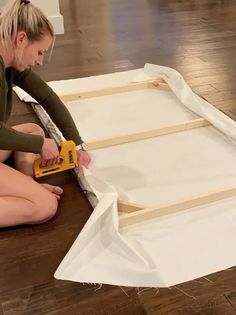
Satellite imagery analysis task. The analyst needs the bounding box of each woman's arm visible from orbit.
[13,68,83,145]
[0,121,43,152]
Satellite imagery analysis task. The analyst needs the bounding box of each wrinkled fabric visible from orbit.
[15,64,236,287]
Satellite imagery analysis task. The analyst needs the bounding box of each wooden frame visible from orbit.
[119,186,236,227]
[87,118,210,150]
[60,79,169,102]
[60,79,236,227]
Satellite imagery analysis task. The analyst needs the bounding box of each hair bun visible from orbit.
[21,0,31,4]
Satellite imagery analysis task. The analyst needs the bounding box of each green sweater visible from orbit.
[0,55,82,153]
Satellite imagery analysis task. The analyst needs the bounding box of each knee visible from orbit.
[13,123,45,137]
[28,123,45,137]
[28,194,58,224]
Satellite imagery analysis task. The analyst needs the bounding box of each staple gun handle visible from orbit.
[33,140,77,178]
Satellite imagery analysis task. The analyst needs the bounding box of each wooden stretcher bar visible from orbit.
[61,79,228,224]
[119,186,236,227]
[117,200,146,213]
[60,79,211,151]
[60,79,169,102]
[87,118,210,150]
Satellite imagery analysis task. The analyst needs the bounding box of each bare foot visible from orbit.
[41,183,63,200]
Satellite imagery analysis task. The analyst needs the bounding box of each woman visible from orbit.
[0,0,91,227]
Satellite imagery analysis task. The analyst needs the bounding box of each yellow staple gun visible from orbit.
[34,140,77,178]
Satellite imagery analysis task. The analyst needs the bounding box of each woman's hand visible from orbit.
[40,138,60,167]
[76,149,91,172]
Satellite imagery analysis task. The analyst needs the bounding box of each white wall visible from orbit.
[0,0,64,34]
[0,0,7,6]
[31,0,64,34]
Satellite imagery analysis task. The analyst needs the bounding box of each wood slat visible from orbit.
[59,80,169,102]
[117,200,146,213]
[3,0,236,314]
[87,118,210,150]
[119,186,236,227]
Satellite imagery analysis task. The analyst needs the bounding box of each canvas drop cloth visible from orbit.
[15,64,236,287]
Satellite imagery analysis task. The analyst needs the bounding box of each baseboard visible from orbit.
[48,14,64,35]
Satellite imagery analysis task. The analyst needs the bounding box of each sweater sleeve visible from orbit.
[0,121,44,153]
[0,65,44,153]
[13,69,83,145]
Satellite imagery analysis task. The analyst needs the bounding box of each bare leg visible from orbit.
[40,184,63,200]
[0,123,63,202]
[0,149,12,163]
[0,162,59,227]
[12,123,45,177]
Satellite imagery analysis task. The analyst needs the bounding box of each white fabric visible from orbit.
[14,64,236,287]
[64,89,198,142]
[88,127,236,206]
[14,64,236,143]
[55,183,236,287]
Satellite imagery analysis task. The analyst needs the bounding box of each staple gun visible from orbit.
[34,140,77,178]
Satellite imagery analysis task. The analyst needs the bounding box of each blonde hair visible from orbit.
[0,0,54,48]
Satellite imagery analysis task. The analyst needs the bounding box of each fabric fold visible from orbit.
[14,64,236,287]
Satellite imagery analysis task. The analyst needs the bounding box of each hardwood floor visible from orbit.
[1,0,236,314]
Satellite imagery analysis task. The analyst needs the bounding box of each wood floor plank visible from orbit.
[0,183,92,297]
[1,283,143,315]
[139,286,236,315]
[1,0,236,314]
[225,289,236,311]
